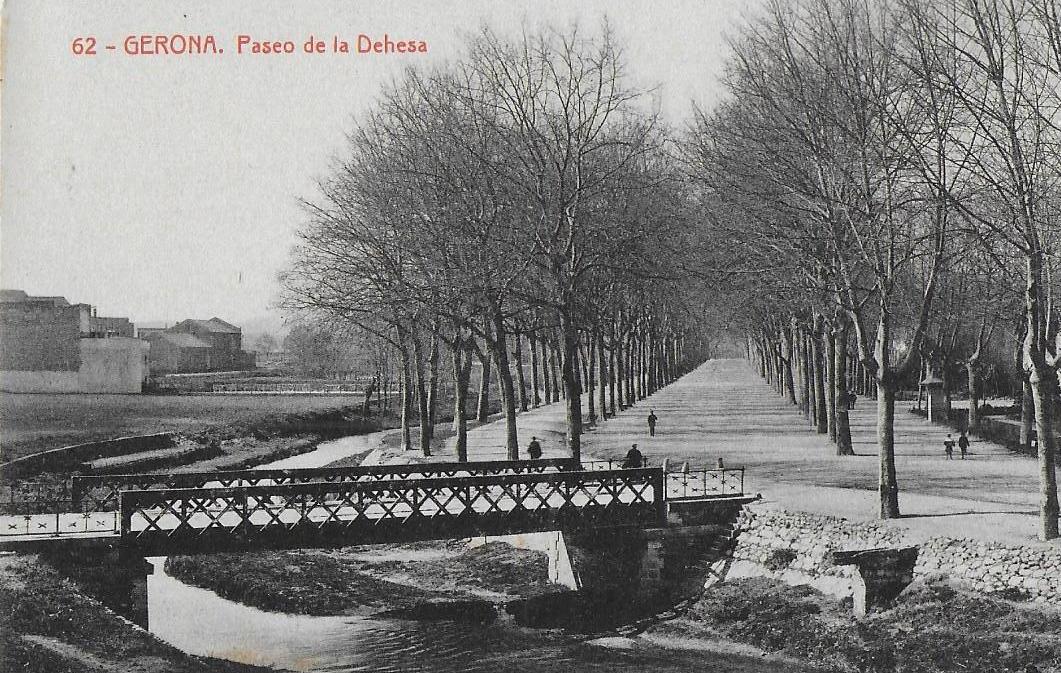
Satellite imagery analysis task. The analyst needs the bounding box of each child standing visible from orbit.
[944,434,955,460]
[958,432,969,459]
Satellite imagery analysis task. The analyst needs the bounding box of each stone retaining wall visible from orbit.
[732,507,1061,603]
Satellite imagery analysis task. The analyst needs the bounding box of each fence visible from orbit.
[70,458,576,512]
[118,468,666,554]
[581,459,744,499]
[211,382,364,394]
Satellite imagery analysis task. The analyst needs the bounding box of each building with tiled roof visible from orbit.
[142,317,255,373]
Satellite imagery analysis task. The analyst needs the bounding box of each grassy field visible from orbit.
[0,393,364,462]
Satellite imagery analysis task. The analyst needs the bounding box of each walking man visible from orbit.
[527,436,542,460]
[944,433,955,460]
[958,431,969,460]
[647,409,658,436]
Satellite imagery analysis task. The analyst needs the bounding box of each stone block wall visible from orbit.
[0,301,81,371]
[916,537,1061,601]
[731,507,1061,603]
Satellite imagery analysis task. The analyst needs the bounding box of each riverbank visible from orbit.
[647,574,1061,672]
[165,539,567,619]
[0,553,274,673]
[1,393,382,464]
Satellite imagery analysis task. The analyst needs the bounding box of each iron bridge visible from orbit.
[0,459,747,554]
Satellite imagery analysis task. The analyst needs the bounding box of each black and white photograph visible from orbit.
[3,1,1061,671]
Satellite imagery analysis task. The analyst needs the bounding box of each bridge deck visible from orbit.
[1,461,746,551]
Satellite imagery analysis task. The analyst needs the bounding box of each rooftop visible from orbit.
[175,317,242,334]
[147,332,212,348]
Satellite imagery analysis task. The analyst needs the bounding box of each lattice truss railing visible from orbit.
[665,468,745,499]
[75,458,574,512]
[120,468,664,541]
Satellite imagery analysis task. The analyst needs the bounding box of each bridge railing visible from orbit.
[118,468,666,553]
[580,460,744,499]
[0,481,74,515]
[664,467,744,499]
[72,458,577,512]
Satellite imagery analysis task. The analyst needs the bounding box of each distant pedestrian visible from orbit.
[958,432,969,459]
[622,444,644,469]
[527,436,542,460]
[944,434,955,460]
[647,410,658,436]
[848,392,857,410]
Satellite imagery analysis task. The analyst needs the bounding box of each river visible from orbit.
[141,431,794,672]
[146,556,796,673]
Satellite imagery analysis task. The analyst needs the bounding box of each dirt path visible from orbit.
[427,358,1058,546]
[579,358,1055,546]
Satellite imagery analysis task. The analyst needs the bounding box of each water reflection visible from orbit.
[146,558,794,673]
[144,435,793,672]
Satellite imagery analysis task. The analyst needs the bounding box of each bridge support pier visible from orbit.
[833,547,919,616]
[562,500,751,618]
[564,525,730,613]
[40,542,152,628]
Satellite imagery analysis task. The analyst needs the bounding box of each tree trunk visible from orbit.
[552,332,563,401]
[878,379,900,518]
[529,331,542,407]
[586,339,597,423]
[514,333,529,412]
[1025,251,1059,540]
[451,338,470,462]
[966,359,981,432]
[783,326,798,406]
[635,332,644,400]
[805,328,817,424]
[608,342,618,416]
[399,344,413,452]
[559,312,583,463]
[835,324,854,456]
[623,337,632,401]
[799,323,811,417]
[942,359,953,419]
[825,323,837,442]
[361,377,376,417]
[1022,379,1034,451]
[490,309,519,460]
[411,334,431,457]
[426,331,440,440]
[541,336,553,404]
[597,332,608,420]
[876,310,900,519]
[476,346,491,423]
[812,321,828,434]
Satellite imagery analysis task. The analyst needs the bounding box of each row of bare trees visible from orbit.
[689,0,1061,539]
[282,25,720,463]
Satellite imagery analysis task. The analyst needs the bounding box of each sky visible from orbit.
[1,0,754,334]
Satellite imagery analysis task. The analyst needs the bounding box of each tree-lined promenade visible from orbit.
[283,0,1061,541]
[444,357,1048,545]
[687,0,1061,541]
[282,25,720,467]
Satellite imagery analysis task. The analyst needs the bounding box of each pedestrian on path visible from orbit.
[944,434,955,460]
[527,436,542,460]
[647,410,658,436]
[622,444,644,469]
[958,432,969,459]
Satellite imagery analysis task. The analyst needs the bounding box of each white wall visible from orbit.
[77,337,149,393]
[0,370,80,392]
